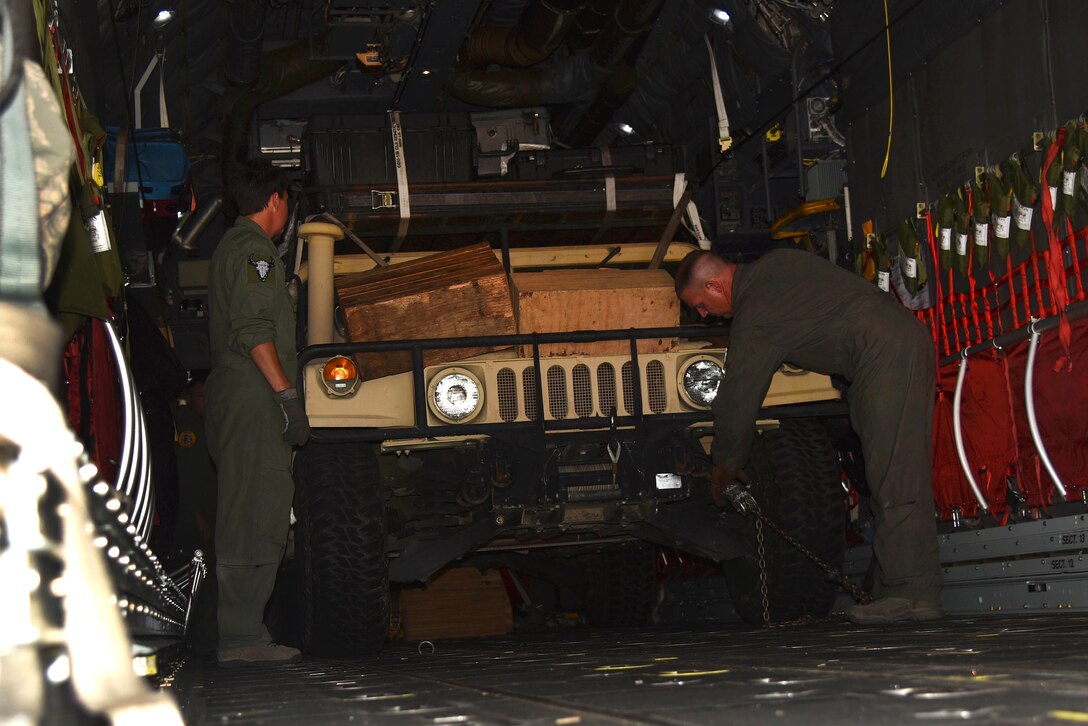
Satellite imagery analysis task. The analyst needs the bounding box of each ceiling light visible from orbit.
[421,69,432,76]
[152,9,175,29]
[616,122,635,136]
[708,8,731,25]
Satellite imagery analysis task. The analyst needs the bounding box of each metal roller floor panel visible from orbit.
[171,615,1088,724]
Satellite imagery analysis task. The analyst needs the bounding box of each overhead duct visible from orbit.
[588,0,663,70]
[225,0,268,87]
[558,65,636,147]
[461,0,586,68]
[221,34,342,186]
[564,0,617,53]
[447,52,604,108]
[556,0,664,146]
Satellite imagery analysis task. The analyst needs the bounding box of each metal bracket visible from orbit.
[371,189,398,209]
[1033,131,1046,152]
[916,202,927,219]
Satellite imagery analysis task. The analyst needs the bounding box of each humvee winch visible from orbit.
[294,224,847,655]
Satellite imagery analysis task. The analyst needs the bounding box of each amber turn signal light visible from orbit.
[321,355,360,396]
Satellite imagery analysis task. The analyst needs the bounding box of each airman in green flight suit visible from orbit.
[205,160,310,667]
[676,248,942,624]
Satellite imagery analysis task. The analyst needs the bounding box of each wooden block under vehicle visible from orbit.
[511,268,680,357]
[398,567,514,641]
[335,243,515,380]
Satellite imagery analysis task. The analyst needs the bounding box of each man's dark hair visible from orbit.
[674,250,722,296]
[230,159,288,217]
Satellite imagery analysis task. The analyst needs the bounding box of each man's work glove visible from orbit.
[274,387,311,446]
[710,466,756,511]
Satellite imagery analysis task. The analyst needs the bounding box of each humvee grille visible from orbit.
[522,367,538,420]
[497,368,517,422]
[547,365,568,418]
[647,360,666,413]
[597,363,616,416]
[621,362,635,414]
[572,364,592,417]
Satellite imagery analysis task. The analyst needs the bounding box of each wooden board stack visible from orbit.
[398,567,514,641]
[511,268,680,357]
[335,242,515,380]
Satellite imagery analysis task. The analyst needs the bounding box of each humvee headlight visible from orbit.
[679,356,723,409]
[428,369,483,423]
[321,355,360,396]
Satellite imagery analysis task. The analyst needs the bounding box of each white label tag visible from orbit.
[994,215,1011,239]
[1063,170,1076,196]
[655,473,682,490]
[956,233,969,256]
[1014,200,1033,231]
[940,227,952,251]
[974,222,989,247]
[1050,185,1058,208]
[877,271,890,292]
[88,211,111,253]
[902,255,918,278]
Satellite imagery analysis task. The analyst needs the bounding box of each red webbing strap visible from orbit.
[1069,227,1085,302]
[1030,250,1050,316]
[1006,257,1021,329]
[1019,261,1034,318]
[1040,131,1073,363]
[48,26,88,184]
[965,186,983,344]
[948,268,962,350]
[925,210,949,356]
[996,348,1027,515]
[986,272,1002,338]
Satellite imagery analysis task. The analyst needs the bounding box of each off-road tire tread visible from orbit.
[726,418,844,624]
[585,543,658,627]
[295,442,388,656]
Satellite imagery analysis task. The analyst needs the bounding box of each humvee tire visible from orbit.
[586,542,658,627]
[725,418,845,624]
[294,442,388,655]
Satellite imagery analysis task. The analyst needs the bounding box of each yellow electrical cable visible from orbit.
[880,0,893,178]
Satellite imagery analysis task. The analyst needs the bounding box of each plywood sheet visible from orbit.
[512,268,679,357]
[336,243,515,379]
[399,567,513,641]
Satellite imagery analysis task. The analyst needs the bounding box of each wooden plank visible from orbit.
[512,268,680,357]
[336,243,515,380]
[399,567,513,641]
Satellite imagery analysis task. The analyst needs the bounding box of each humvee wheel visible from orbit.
[294,442,388,655]
[725,418,845,624]
[585,542,658,627]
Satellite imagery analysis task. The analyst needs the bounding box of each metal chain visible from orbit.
[755,518,770,625]
[751,506,873,606]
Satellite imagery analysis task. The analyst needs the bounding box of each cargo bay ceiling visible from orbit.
[74,0,844,251]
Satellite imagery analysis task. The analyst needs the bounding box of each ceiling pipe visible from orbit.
[461,0,587,69]
[565,0,617,53]
[556,0,665,146]
[221,34,342,196]
[225,0,267,87]
[588,0,663,70]
[447,52,605,107]
[558,65,636,147]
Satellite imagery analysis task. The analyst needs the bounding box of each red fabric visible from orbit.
[62,319,123,487]
[1003,316,1088,507]
[1040,131,1073,359]
[932,352,1018,521]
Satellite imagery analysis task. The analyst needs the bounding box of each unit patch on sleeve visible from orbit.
[247,254,276,283]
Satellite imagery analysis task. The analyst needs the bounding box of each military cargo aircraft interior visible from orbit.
[2,0,1088,723]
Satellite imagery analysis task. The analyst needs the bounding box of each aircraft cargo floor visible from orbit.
[170,614,1088,724]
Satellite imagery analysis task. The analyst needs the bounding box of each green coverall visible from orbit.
[205,217,297,649]
[712,248,940,602]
